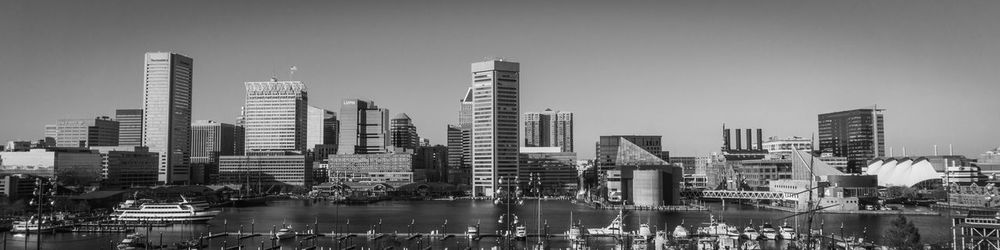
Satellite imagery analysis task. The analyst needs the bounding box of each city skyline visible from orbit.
[3,0,1000,159]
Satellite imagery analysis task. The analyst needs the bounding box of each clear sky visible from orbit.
[2,0,998,159]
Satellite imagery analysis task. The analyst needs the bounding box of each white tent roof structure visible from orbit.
[865,157,942,187]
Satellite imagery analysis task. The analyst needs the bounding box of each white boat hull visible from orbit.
[113,210,221,222]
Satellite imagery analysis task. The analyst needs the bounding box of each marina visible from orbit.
[0,199,956,249]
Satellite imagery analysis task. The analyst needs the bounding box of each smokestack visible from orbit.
[934,145,938,156]
[950,144,954,155]
[735,129,742,150]
[723,127,731,151]
[756,129,763,151]
[745,129,752,150]
[889,147,893,157]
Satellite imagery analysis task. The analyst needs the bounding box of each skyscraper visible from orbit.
[142,52,193,184]
[190,120,239,164]
[56,117,119,148]
[470,60,520,197]
[337,99,390,154]
[243,78,308,153]
[459,88,474,128]
[523,109,574,152]
[818,107,885,173]
[307,106,338,150]
[116,109,143,146]
[390,113,419,150]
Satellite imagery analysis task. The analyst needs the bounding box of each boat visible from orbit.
[229,193,268,207]
[466,225,479,235]
[741,239,762,250]
[717,236,738,249]
[116,233,148,250]
[779,222,797,240]
[566,211,587,247]
[514,225,527,240]
[587,210,624,235]
[742,226,761,240]
[725,225,740,238]
[635,223,652,240]
[275,226,296,240]
[112,196,221,222]
[631,234,649,250]
[695,215,729,236]
[760,223,778,240]
[672,224,689,239]
[11,215,68,233]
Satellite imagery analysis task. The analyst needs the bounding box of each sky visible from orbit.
[1,0,999,159]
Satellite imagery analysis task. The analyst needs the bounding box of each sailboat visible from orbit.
[587,210,624,235]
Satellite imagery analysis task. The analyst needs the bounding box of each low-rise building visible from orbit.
[326,153,417,186]
[0,148,103,187]
[518,147,578,196]
[219,153,313,187]
[89,146,159,189]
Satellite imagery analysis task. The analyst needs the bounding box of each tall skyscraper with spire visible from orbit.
[470,60,520,197]
[142,52,193,184]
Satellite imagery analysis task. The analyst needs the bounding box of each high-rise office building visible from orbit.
[116,109,143,146]
[190,120,240,164]
[446,125,467,185]
[307,106,338,151]
[44,124,57,140]
[243,78,308,153]
[459,88,474,128]
[390,113,419,150]
[142,52,193,184]
[56,117,119,148]
[818,107,885,173]
[337,99,390,154]
[470,60,520,197]
[523,109,573,152]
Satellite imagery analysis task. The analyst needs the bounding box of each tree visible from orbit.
[881,215,922,249]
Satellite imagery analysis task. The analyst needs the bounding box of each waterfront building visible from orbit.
[0,174,42,201]
[669,156,709,175]
[865,155,978,187]
[518,147,579,196]
[116,109,143,146]
[683,174,708,189]
[595,135,669,171]
[523,109,574,152]
[190,120,240,164]
[56,116,119,148]
[244,79,308,153]
[338,99,391,154]
[390,113,419,150]
[734,159,793,191]
[326,152,418,186]
[470,60,520,197]
[89,146,159,188]
[307,106,338,151]
[817,153,849,172]
[762,136,812,158]
[189,163,218,185]
[142,52,193,184]
[606,165,683,206]
[415,145,448,182]
[0,148,103,186]
[818,107,885,173]
[218,153,313,187]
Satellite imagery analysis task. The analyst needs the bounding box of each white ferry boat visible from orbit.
[112,196,220,222]
[11,215,68,233]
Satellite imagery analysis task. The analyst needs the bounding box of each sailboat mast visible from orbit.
[805,134,816,249]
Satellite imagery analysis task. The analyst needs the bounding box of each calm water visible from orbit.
[1,200,953,249]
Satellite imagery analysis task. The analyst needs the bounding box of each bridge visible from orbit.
[681,189,790,201]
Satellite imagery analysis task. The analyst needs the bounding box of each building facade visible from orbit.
[115,109,143,146]
[518,147,578,196]
[471,60,520,197]
[243,79,308,153]
[142,52,193,184]
[390,113,419,150]
[595,135,669,171]
[89,146,158,188]
[338,99,391,154]
[326,153,417,185]
[218,154,313,187]
[818,108,885,173]
[523,109,574,152]
[307,105,338,151]
[56,117,119,148]
[190,120,240,164]
[0,148,103,186]
[762,136,812,158]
